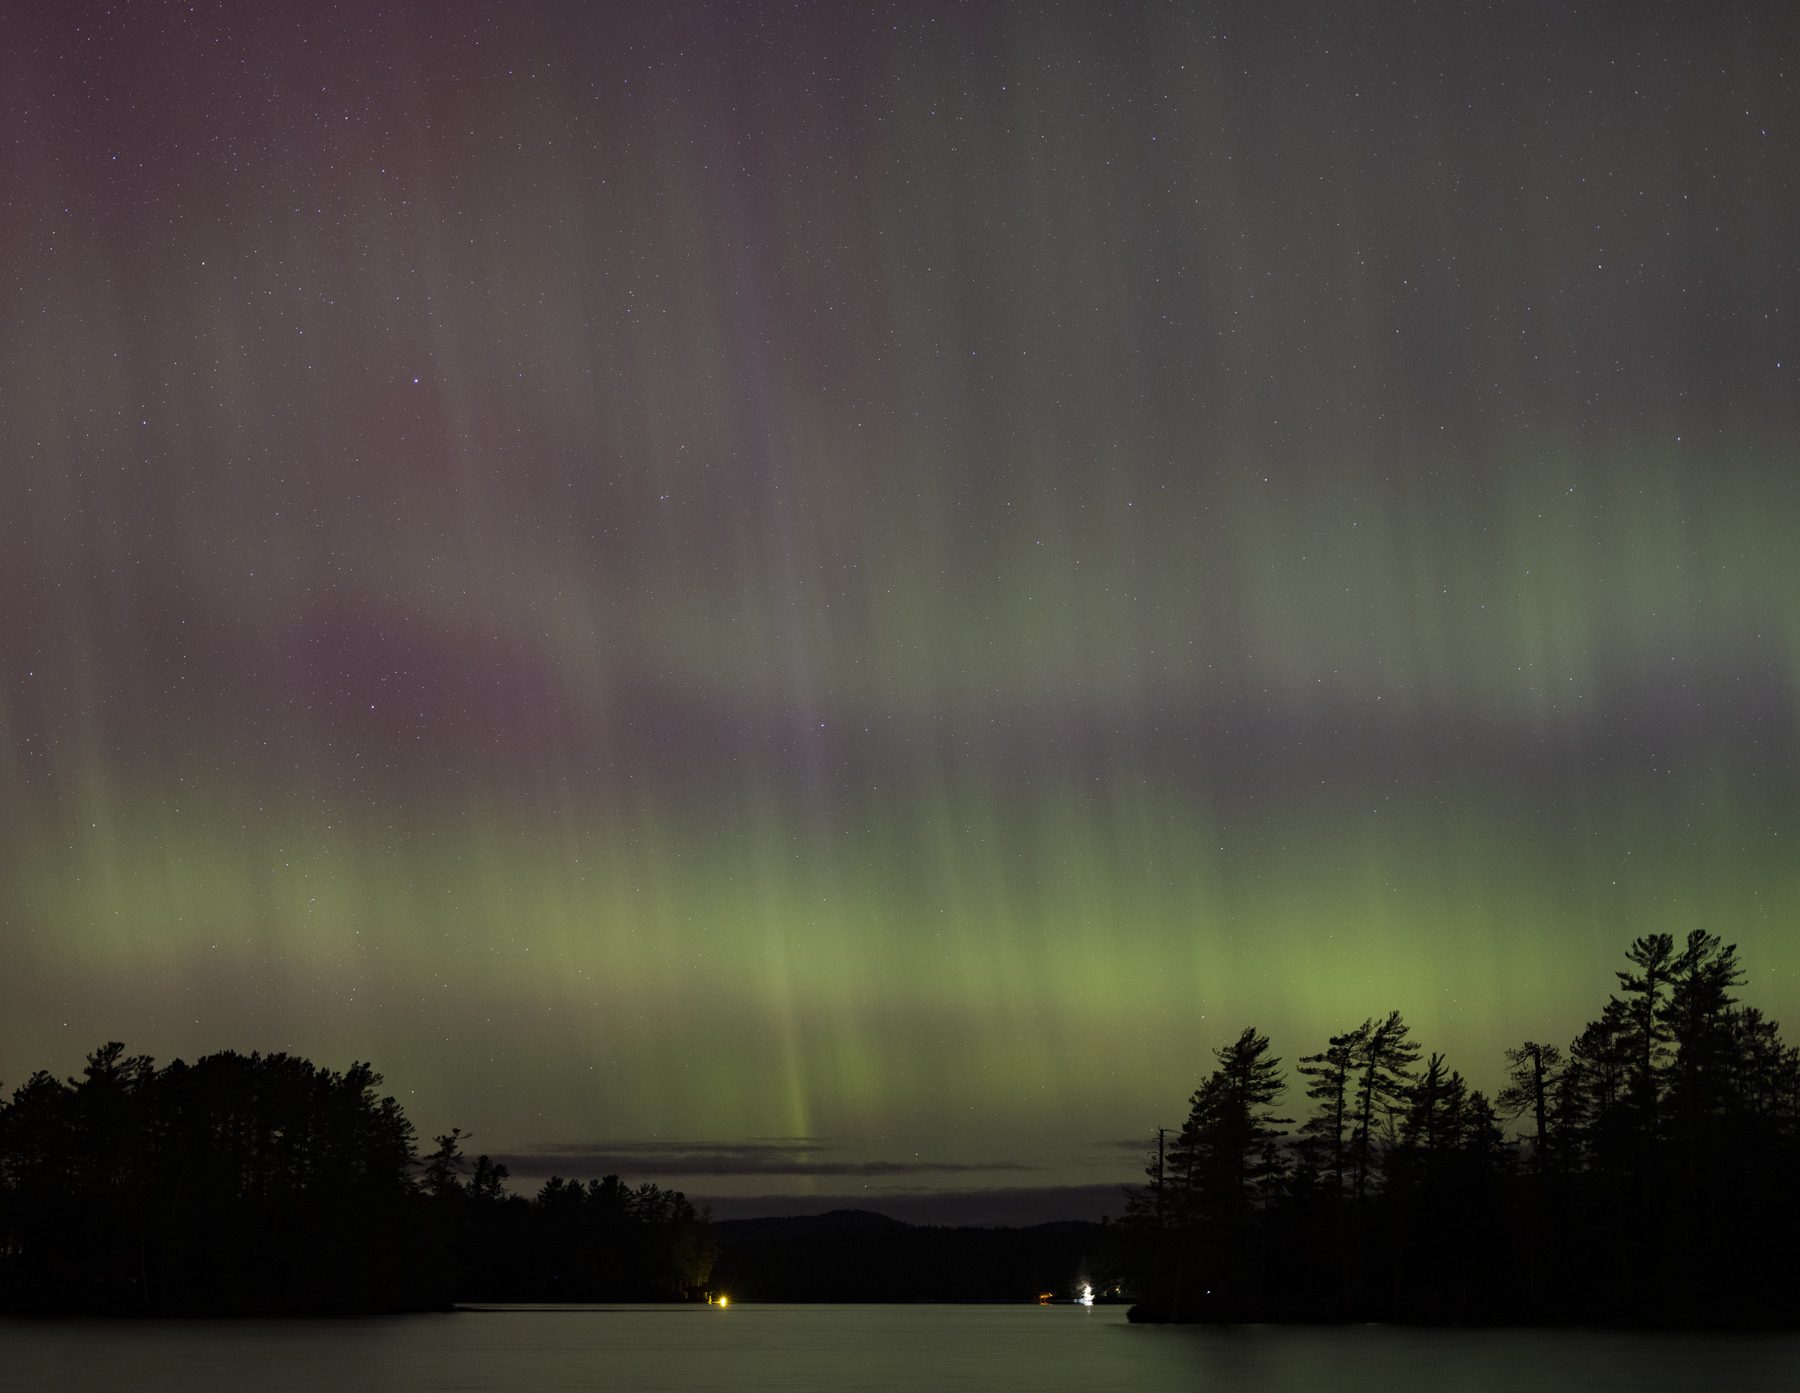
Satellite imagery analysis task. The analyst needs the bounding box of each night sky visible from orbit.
[3,1,1797,1222]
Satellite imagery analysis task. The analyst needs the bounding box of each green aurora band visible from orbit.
[2,1,1796,1207]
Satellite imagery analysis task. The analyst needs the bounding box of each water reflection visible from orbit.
[5,1307,1797,1393]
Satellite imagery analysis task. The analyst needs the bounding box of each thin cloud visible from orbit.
[495,1139,1036,1179]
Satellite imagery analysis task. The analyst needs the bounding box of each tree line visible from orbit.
[707,1210,1106,1303]
[0,1047,715,1314]
[1124,932,1800,1325]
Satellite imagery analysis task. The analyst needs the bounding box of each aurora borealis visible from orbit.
[2,1,1797,1219]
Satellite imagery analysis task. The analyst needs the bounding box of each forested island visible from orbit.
[1122,931,1800,1326]
[0,1048,716,1314]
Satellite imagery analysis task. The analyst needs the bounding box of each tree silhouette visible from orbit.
[1296,1024,1362,1198]
[1128,935,1800,1326]
[1663,931,1743,1142]
[1498,1041,1564,1177]
[0,1047,715,1314]
[1348,1011,1420,1202]
[1615,933,1678,1135]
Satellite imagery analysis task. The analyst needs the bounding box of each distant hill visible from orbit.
[709,1211,1118,1302]
[712,1209,911,1241]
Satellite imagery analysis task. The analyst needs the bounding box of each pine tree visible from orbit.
[1297,1023,1365,1199]
[1568,997,1634,1175]
[1400,1053,1466,1161]
[1160,1027,1290,1317]
[1348,1011,1420,1201]
[1498,1041,1565,1177]
[1614,933,1677,1132]
[421,1129,470,1201]
[1662,931,1743,1140]
[1459,1089,1509,1170]
[1179,1027,1291,1217]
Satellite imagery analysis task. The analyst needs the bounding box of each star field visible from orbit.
[2,0,1797,1215]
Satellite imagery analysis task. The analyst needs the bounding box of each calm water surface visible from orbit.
[6,1305,1797,1391]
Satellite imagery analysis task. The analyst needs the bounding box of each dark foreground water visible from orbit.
[6,1304,1798,1392]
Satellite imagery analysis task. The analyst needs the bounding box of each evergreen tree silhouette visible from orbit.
[1126,934,1800,1325]
[1614,933,1677,1137]
[1348,1011,1420,1202]
[1296,1024,1363,1198]
[1498,1041,1564,1178]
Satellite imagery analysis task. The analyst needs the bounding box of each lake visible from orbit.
[6,1304,1798,1391]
